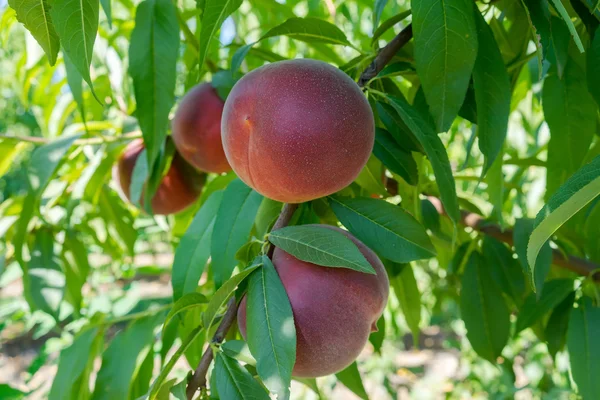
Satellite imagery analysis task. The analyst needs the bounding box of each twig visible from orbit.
[0,131,141,146]
[358,24,413,88]
[185,203,299,399]
[427,197,600,281]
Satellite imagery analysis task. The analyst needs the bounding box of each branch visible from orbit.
[0,131,141,146]
[185,203,299,399]
[358,24,413,88]
[427,197,600,281]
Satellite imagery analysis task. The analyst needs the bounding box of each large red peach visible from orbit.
[112,139,205,215]
[172,83,231,173]
[221,59,375,203]
[238,225,389,378]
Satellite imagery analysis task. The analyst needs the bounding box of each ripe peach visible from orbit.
[172,83,231,173]
[112,139,205,215]
[221,59,375,203]
[238,225,389,378]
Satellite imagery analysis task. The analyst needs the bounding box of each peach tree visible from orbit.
[1,0,600,398]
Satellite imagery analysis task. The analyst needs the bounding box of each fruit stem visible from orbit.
[185,202,300,399]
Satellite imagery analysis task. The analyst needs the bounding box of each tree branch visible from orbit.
[358,24,413,88]
[185,203,299,399]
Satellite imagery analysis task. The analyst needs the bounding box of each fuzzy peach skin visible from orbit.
[238,225,389,378]
[221,59,375,203]
[112,139,205,215]
[172,83,231,173]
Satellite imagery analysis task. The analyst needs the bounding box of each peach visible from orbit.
[112,139,205,215]
[172,83,231,173]
[238,225,389,378]
[221,59,375,203]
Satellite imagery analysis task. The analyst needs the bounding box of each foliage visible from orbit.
[1,0,600,399]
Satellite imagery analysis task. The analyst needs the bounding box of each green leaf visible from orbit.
[528,156,600,274]
[260,17,353,47]
[549,0,585,52]
[373,127,418,186]
[49,327,100,400]
[64,53,85,121]
[355,155,387,196]
[100,0,111,28]
[542,63,597,197]
[211,179,263,287]
[255,198,282,239]
[163,293,208,331]
[231,43,253,72]
[460,252,510,363]
[481,237,526,307]
[148,326,204,400]
[375,101,422,154]
[486,154,504,224]
[129,0,179,175]
[0,141,28,179]
[202,263,261,333]
[50,0,99,92]
[390,263,421,343]
[382,94,460,223]
[514,218,551,294]
[373,0,388,31]
[368,315,385,354]
[545,291,575,358]
[0,384,26,400]
[172,190,223,301]
[472,10,511,175]
[520,0,552,73]
[8,0,59,65]
[588,26,600,108]
[268,225,375,274]
[246,256,296,398]
[567,297,600,399]
[371,10,411,45]
[62,231,91,313]
[221,340,256,366]
[198,0,243,70]
[214,352,270,400]
[412,0,478,132]
[92,312,165,400]
[335,362,368,400]
[329,196,436,263]
[515,279,574,333]
[28,229,65,317]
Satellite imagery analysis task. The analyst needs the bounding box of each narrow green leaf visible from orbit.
[198,0,243,70]
[62,231,91,313]
[481,237,526,307]
[567,297,600,399]
[514,218,551,294]
[329,196,435,262]
[528,156,600,273]
[129,0,179,175]
[49,327,100,400]
[202,263,261,333]
[8,0,59,65]
[382,94,460,223]
[148,326,204,400]
[545,291,575,358]
[486,154,504,224]
[255,198,282,239]
[373,0,388,31]
[355,155,387,196]
[375,101,422,153]
[0,384,26,400]
[211,179,263,287]
[373,127,418,185]
[50,0,99,91]
[231,43,253,72]
[261,17,353,47]
[163,293,208,331]
[0,141,28,178]
[549,0,585,52]
[221,340,256,366]
[28,229,65,317]
[100,0,111,28]
[460,252,510,363]
[515,279,574,333]
[587,26,600,108]
[268,225,375,274]
[371,10,411,45]
[472,10,511,175]
[64,53,85,121]
[92,312,165,400]
[214,352,270,400]
[172,190,223,301]
[390,263,421,343]
[542,63,597,197]
[335,362,368,400]
[246,256,296,398]
[368,315,385,354]
[412,0,478,132]
[520,0,551,74]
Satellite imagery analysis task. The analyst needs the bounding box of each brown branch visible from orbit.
[358,24,413,88]
[185,203,299,399]
[427,197,600,281]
